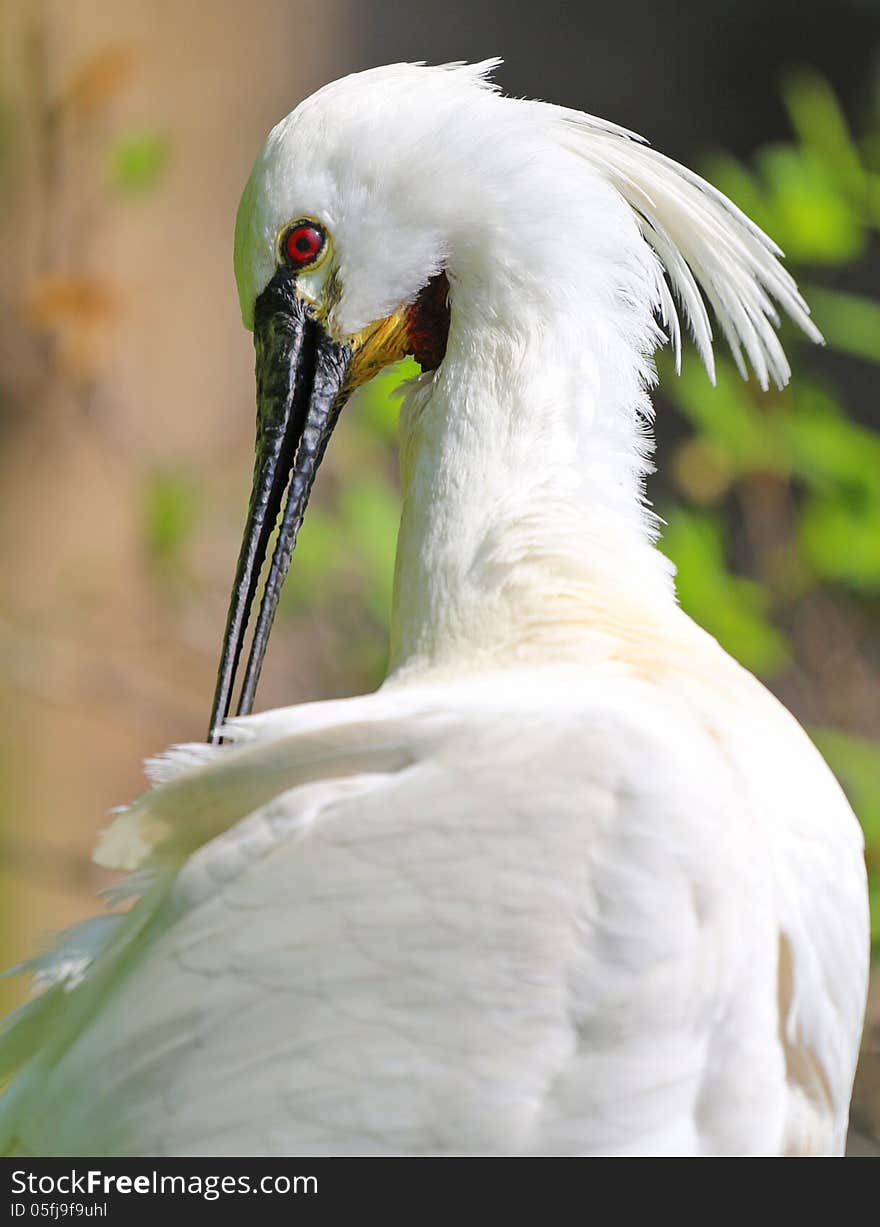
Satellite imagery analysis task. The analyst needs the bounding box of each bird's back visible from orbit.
[1,633,868,1156]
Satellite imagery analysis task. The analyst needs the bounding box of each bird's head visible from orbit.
[212,61,534,734]
[210,60,821,738]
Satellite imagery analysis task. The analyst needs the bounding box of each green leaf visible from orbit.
[813,728,880,843]
[805,285,880,366]
[279,479,401,629]
[143,472,199,568]
[755,144,864,263]
[782,69,867,203]
[787,381,880,492]
[108,131,170,194]
[338,479,401,626]
[800,493,880,591]
[866,172,880,228]
[350,358,420,442]
[278,506,345,615]
[666,355,788,475]
[811,727,880,942]
[661,509,788,674]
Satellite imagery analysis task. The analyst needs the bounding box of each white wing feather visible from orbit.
[0,662,867,1156]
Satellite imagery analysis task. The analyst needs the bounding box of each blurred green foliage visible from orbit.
[143,470,200,576]
[663,508,790,674]
[661,70,880,938]
[813,729,880,937]
[107,130,170,195]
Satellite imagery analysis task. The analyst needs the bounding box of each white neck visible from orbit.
[387,257,678,680]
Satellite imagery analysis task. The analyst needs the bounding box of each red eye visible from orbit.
[282,222,325,268]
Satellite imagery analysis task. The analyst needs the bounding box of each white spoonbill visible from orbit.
[0,60,869,1157]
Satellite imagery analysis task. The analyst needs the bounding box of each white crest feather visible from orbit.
[556,112,823,388]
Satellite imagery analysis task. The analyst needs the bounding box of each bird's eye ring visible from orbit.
[279,220,327,270]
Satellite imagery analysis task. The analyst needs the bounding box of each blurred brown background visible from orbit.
[0,0,878,1149]
[0,0,352,985]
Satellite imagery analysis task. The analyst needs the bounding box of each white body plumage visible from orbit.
[0,61,868,1157]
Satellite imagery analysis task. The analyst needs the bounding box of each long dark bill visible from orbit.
[208,267,352,742]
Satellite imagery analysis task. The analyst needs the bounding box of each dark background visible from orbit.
[359,0,880,160]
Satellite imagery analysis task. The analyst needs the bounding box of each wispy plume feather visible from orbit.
[557,114,823,388]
